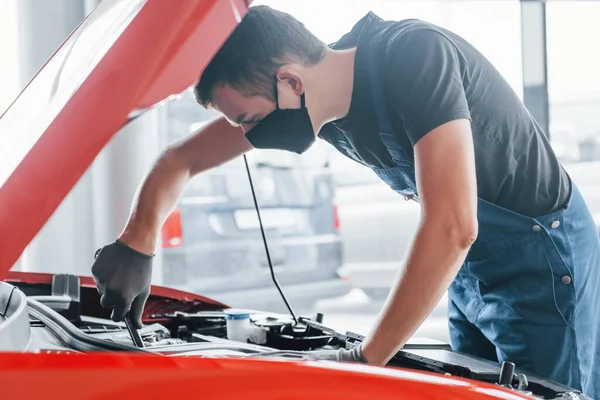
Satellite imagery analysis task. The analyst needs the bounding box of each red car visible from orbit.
[0,1,588,399]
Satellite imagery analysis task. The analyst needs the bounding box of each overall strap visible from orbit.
[365,30,396,135]
[365,30,414,164]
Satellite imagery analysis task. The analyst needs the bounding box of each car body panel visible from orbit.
[1,352,530,400]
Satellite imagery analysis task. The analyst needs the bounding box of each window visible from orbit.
[546,0,600,225]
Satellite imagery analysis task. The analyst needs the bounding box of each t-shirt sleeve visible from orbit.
[385,28,471,146]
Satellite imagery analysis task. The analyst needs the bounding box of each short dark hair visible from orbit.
[194,5,326,107]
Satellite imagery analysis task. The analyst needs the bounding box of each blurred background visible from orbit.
[2,0,600,344]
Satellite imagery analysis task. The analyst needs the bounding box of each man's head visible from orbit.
[194,5,326,133]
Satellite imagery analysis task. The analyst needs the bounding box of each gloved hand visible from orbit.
[304,344,368,363]
[91,240,154,329]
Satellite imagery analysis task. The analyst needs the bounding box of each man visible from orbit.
[91,5,600,397]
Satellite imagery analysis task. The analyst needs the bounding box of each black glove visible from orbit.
[91,240,153,329]
[305,344,368,363]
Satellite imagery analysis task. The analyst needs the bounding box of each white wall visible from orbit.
[0,0,20,114]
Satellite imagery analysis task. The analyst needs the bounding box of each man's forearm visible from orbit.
[119,150,191,253]
[361,218,476,365]
[119,117,251,254]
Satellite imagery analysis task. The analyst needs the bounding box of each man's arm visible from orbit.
[92,117,251,326]
[119,116,252,254]
[361,118,478,365]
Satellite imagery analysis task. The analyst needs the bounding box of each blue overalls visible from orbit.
[330,33,600,398]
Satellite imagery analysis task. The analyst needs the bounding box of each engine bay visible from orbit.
[1,275,588,400]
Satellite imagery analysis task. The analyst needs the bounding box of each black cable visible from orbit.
[243,154,298,325]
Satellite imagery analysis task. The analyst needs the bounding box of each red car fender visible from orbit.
[0,353,530,400]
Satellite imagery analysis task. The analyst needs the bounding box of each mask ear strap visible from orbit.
[274,79,279,109]
[274,74,306,109]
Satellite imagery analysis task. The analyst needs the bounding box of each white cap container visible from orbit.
[224,309,251,343]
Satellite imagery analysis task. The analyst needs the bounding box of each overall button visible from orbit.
[532,225,542,232]
[561,275,572,285]
[551,221,561,229]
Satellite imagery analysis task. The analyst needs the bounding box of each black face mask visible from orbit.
[244,88,315,155]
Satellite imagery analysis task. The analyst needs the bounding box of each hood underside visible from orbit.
[0,0,250,279]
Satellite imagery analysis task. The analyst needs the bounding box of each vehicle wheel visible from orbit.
[363,288,390,301]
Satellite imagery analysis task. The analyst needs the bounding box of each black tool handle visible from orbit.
[499,361,515,386]
[124,313,144,348]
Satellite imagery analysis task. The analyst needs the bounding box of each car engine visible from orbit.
[0,277,590,400]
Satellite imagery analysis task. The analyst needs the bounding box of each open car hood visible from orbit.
[0,0,250,279]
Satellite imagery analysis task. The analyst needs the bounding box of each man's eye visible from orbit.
[242,115,262,125]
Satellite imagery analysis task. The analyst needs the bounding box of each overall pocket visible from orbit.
[467,235,575,326]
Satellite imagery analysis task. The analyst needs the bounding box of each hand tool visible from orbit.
[124,312,145,348]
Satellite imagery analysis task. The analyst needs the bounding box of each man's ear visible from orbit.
[276,67,304,96]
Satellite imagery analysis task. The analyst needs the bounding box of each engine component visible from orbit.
[498,361,515,386]
[252,316,334,351]
[516,373,529,392]
[27,298,146,353]
[224,309,251,343]
[0,282,31,352]
[315,313,324,323]
[51,274,81,321]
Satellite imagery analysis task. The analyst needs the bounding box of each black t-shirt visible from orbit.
[319,12,571,218]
